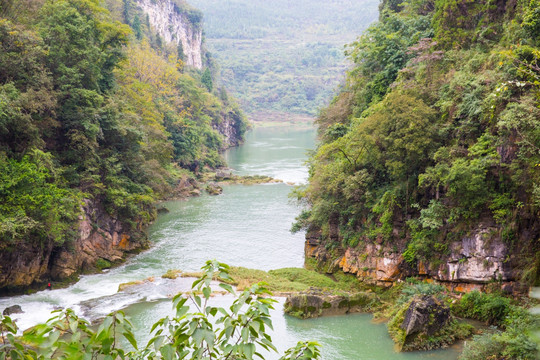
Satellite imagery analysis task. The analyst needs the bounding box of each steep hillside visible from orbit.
[189,0,379,120]
[297,0,540,293]
[0,0,247,292]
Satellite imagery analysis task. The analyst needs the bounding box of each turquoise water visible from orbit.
[0,125,459,359]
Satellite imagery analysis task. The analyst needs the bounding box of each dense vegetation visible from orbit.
[297,0,540,272]
[293,0,540,356]
[189,0,379,120]
[0,0,247,255]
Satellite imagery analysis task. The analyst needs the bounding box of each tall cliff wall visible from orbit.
[136,0,203,69]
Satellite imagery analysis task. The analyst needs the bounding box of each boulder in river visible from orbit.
[215,168,234,180]
[3,305,23,316]
[388,295,474,351]
[206,183,223,195]
[156,206,170,214]
[401,295,450,337]
[284,291,376,319]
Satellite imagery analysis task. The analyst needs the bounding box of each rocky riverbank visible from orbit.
[304,222,530,296]
[0,199,149,295]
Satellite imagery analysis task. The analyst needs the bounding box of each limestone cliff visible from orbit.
[0,200,148,293]
[305,220,532,294]
[136,0,203,69]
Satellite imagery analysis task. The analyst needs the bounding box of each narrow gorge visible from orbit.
[0,0,539,359]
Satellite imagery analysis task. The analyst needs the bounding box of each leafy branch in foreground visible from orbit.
[0,260,320,360]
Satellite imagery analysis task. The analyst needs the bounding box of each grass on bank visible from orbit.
[164,266,367,295]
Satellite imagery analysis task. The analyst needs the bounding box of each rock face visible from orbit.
[136,0,203,69]
[215,108,246,149]
[0,240,54,291]
[401,295,450,337]
[306,223,525,293]
[48,200,148,280]
[284,292,375,319]
[0,200,148,293]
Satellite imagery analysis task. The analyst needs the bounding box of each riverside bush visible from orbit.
[459,330,538,360]
[459,301,539,359]
[452,291,512,326]
[0,261,321,359]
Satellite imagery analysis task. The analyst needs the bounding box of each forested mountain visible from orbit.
[295,1,540,356]
[0,0,247,291]
[299,0,540,288]
[189,0,379,121]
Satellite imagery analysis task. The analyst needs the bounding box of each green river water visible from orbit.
[0,125,460,359]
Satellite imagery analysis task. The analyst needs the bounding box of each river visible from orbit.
[0,124,459,359]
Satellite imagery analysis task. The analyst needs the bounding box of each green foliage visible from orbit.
[226,266,365,294]
[291,209,311,233]
[523,0,540,43]
[345,11,432,116]
[95,258,112,270]
[459,331,538,360]
[452,291,513,326]
[398,279,446,305]
[201,68,213,92]
[301,0,540,274]
[0,0,249,255]
[459,304,540,360]
[306,90,439,242]
[0,150,81,247]
[0,261,321,359]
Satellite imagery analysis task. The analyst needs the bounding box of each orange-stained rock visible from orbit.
[305,244,317,258]
[46,200,147,281]
[305,223,526,295]
[118,234,131,250]
[418,262,427,275]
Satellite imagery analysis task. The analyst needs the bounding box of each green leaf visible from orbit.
[160,344,174,360]
[123,331,138,350]
[219,283,234,294]
[203,286,211,300]
[243,343,255,359]
[194,295,202,308]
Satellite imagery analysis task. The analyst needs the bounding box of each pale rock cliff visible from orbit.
[136,0,203,69]
[306,223,525,294]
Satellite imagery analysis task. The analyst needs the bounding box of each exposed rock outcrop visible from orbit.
[205,182,223,195]
[3,305,23,316]
[400,295,450,337]
[0,200,149,293]
[215,108,246,149]
[284,292,376,319]
[388,295,473,351]
[136,0,203,69]
[306,224,525,293]
[49,200,148,280]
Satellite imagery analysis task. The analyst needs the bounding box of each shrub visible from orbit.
[452,291,512,326]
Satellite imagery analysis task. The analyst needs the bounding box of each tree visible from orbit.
[201,68,213,92]
[0,261,321,359]
[38,0,130,178]
[132,14,142,40]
